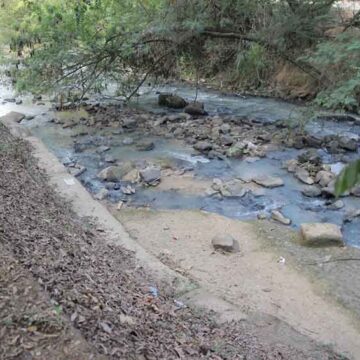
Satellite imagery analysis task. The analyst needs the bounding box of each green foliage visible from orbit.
[0,0,357,111]
[235,44,270,88]
[0,0,163,97]
[335,160,360,196]
[304,32,360,112]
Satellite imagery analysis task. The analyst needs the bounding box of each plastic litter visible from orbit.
[174,300,187,309]
[148,286,159,297]
[64,178,76,186]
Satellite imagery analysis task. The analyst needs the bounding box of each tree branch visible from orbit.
[200,29,322,81]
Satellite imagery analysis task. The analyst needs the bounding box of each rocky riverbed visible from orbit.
[10,90,357,247]
[1,78,359,245]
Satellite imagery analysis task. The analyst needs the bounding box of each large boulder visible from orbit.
[300,223,344,247]
[97,163,134,182]
[158,93,187,109]
[211,234,239,253]
[184,102,207,116]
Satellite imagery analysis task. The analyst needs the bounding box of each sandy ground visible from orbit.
[115,207,360,359]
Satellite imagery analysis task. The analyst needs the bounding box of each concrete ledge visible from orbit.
[1,113,195,296]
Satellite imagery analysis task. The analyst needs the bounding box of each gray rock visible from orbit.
[167,113,190,122]
[344,208,360,223]
[122,137,134,145]
[68,166,86,177]
[184,101,207,116]
[25,115,35,121]
[104,154,116,163]
[211,234,239,253]
[96,145,110,153]
[351,185,360,197]
[271,210,291,225]
[219,123,231,133]
[112,128,124,135]
[327,200,344,210]
[94,188,109,200]
[123,118,137,129]
[300,223,344,247]
[301,186,322,198]
[140,166,161,185]
[220,180,247,198]
[315,170,335,187]
[208,150,225,159]
[136,140,155,151]
[253,175,284,188]
[212,178,223,191]
[158,93,187,109]
[283,159,298,173]
[295,168,314,185]
[220,135,234,146]
[173,128,184,137]
[97,163,134,182]
[15,99,23,105]
[339,136,358,152]
[326,140,341,154]
[193,141,212,153]
[322,179,337,197]
[251,188,265,197]
[305,134,323,148]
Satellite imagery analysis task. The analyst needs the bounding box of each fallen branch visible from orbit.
[125,50,175,102]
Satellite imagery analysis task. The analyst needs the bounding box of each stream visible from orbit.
[1,81,359,246]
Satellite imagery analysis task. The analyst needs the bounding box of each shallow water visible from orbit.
[131,83,300,122]
[1,81,359,246]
